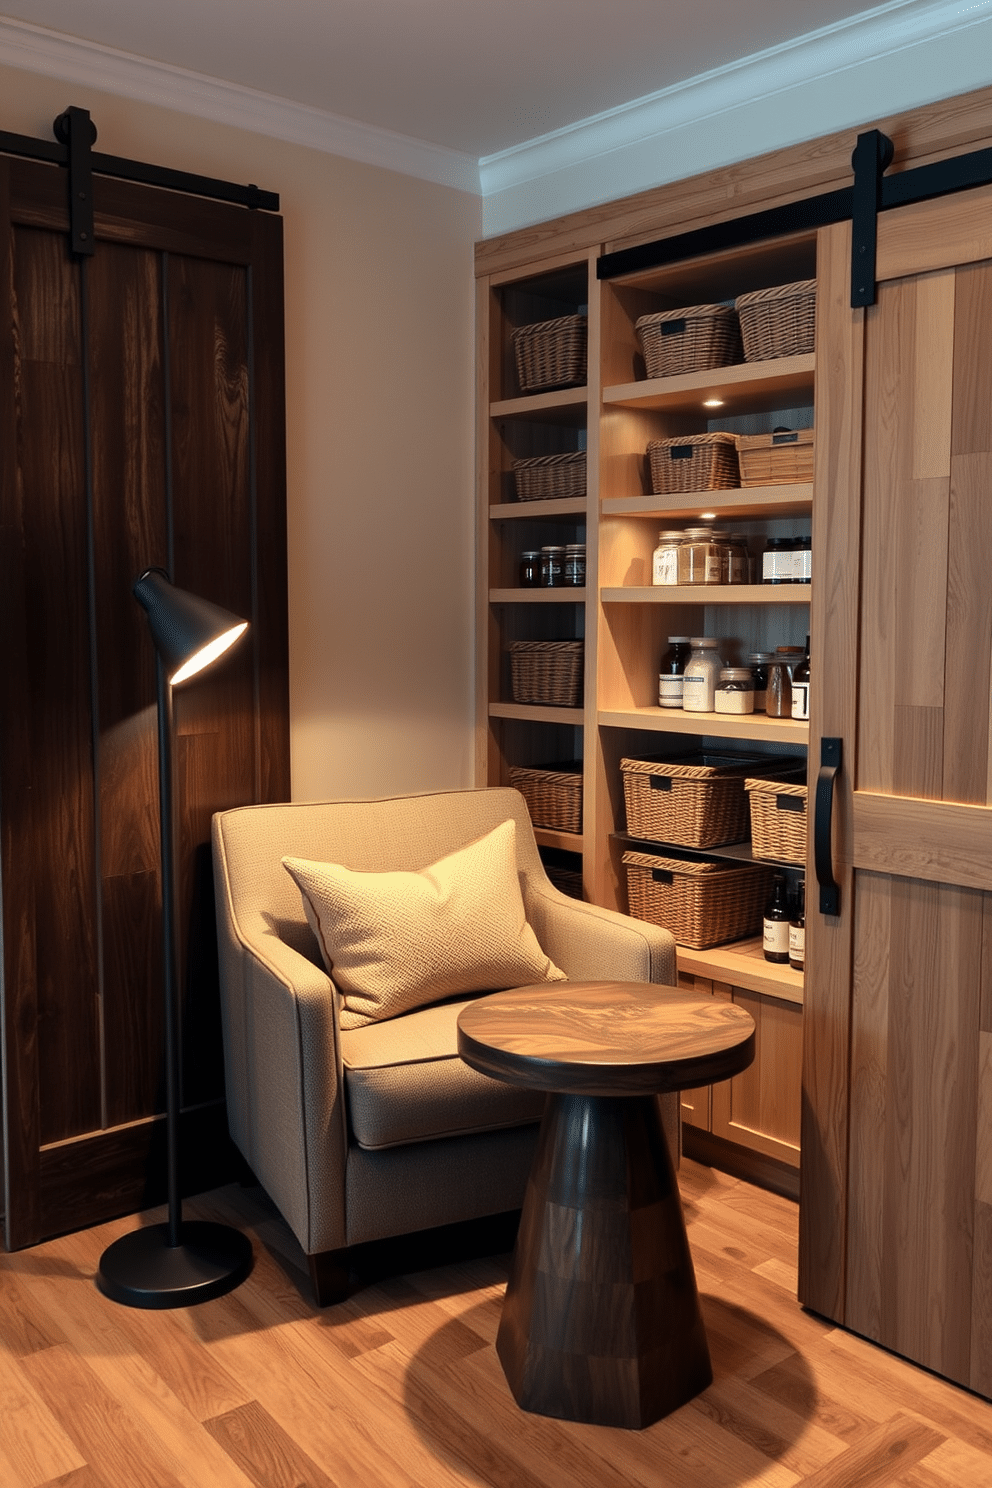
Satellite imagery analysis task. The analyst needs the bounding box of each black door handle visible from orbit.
[814,737,842,916]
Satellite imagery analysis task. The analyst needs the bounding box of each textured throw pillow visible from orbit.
[283,818,565,1027]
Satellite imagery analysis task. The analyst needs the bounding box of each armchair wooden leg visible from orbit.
[308,1248,352,1306]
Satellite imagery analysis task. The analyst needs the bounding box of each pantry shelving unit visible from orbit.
[477,234,817,1194]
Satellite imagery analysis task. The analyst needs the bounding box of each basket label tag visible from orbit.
[670,446,694,460]
[772,430,799,445]
[649,776,673,790]
[651,868,674,884]
[660,318,686,336]
[776,794,805,812]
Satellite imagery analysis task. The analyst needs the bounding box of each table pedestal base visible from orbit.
[496,1092,711,1429]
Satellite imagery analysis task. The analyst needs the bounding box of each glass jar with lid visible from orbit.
[658,636,692,709]
[748,651,775,712]
[714,667,755,715]
[652,530,683,586]
[677,528,723,586]
[539,545,566,586]
[564,543,586,587]
[726,532,752,585]
[519,550,541,587]
[762,537,795,584]
[682,637,724,713]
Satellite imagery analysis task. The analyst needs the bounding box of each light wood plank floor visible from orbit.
[3,1158,992,1488]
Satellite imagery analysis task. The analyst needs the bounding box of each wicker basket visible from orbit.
[508,640,583,707]
[737,428,814,487]
[511,314,587,392]
[746,777,808,865]
[623,849,773,949]
[545,863,584,899]
[512,450,586,502]
[647,432,739,495]
[621,752,795,850]
[735,280,816,362]
[508,762,582,833]
[635,304,742,379]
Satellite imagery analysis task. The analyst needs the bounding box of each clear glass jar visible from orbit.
[539,545,565,586]
[766,657,792,717]
[714,667,755,714]
[564,543,586,587]
[677,527,723,586]
[762,537,795,584]
[748,651,774,712]
[713,530,749,585]
[652,530,683,586]
[682,637,724,713]
[519,550,541,587]
[658,636,692,709]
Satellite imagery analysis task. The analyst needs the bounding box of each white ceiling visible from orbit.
[0,0,902,158]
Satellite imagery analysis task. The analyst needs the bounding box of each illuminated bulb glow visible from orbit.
[703,398,724,407]
[700,512,717,521]
[170,623,248,685]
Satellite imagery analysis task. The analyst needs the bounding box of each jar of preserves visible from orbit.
[652,530,683,586]
[677,528,723,586]
[748,651,774,712]
[539,545,565,586]
[658,636,692,709]
[519,550,541,587]
[564,543,586,587]
[682,637,724,713]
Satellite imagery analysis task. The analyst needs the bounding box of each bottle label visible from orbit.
[763,918,790,954]
[789,924,805,956]
[682,672,714,712]
[791,681,810,720]
[763,549,792,582]
[704,555,722,584]
[658,675,684,707]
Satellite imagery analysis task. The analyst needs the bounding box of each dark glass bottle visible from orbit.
[658,635,691,709]
[762,873,790,963]
[791,635,810,721]
[789,877,806,973]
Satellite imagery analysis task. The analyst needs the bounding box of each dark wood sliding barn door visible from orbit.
[0,155,289,1248]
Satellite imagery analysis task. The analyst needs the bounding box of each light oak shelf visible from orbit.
[490,497,587,520]
[677,936,804,1005]
[601,584,810,605]
[599,707,809,745]
[534,827,583,853]
[491,587,587,603]
[603,354,814,415]
[491,388,588,421]
[602,483,812,521]
[490,702,584,725]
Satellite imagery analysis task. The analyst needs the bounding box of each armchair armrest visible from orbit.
[523,878,677,988]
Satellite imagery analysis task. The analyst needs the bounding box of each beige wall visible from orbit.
[0,66,481,802]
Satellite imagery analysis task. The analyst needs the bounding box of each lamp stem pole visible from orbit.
[156,654,182,1248]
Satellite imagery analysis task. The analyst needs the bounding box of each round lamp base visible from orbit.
[97,1220,252,1309]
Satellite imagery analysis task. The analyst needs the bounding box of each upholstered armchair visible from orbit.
[212,786,678,1304]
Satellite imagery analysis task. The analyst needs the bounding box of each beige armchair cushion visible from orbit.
[340,999,546,1150]
[283,818,565,1028]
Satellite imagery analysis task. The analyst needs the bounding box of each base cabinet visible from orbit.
[677,970,801,1177]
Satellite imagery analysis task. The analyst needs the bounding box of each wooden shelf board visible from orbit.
[599,707,808,744]
[601,584,811,605]
[601,483,812,520]
[602,354,814,414]
[490,587,587,603]
[677,937,804,1005]
[490,702,585,724]
[490,497,588,520]
[491,389,588,421]
[534,827,583,853]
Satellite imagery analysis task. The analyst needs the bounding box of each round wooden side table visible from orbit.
[457,980,755,1430]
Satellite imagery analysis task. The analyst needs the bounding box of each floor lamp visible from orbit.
[97,567,254,1308]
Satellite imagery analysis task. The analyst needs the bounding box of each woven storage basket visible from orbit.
[635,304,742,379]
[735,279,816,362]
[545,863,584,899]
[623,850,773,949]
[509,640,583,707]
[647,432,739,495]
[621,752,795,850]
[511,314,587,392]
[512,450,586,502]
[737,427,814,486]
[508,762,582,834]
[746,777,808,865]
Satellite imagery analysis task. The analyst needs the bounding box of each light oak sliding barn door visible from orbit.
[800,189,992,1397]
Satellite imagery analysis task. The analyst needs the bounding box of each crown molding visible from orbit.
[0,14,481,194]
[479,0,992,198]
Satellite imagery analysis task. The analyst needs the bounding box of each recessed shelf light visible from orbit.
[703,398,724,408]
[700,512,717,521]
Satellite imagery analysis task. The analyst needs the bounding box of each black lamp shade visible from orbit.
[133,568,248,684]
